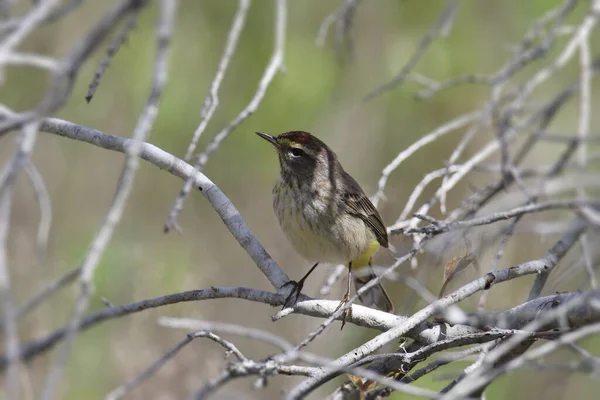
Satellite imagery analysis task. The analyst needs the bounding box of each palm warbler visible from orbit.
[256,130,394,318]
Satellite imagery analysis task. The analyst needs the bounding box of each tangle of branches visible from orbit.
[0,1,599,399]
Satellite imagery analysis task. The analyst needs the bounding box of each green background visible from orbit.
[1,0,599,399]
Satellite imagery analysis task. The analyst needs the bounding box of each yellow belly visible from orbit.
[351,240,380,269]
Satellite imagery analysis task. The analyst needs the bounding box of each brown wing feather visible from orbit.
[342,171,389,248]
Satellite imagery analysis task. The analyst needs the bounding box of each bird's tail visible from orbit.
[353,264,394,313]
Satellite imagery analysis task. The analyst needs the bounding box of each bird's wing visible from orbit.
[342,172,389,248]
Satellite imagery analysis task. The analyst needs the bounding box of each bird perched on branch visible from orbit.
[256,131,394,326]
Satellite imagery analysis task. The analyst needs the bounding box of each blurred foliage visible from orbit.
[1,0,600,399]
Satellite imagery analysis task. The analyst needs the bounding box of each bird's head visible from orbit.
[255,131,335,182]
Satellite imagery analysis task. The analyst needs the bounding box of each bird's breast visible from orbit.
[272,181,375,264]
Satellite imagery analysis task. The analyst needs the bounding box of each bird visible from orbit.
[256,130,394,324]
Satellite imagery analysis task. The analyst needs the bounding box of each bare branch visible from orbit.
[0,169,19,400]
[184,0,251,160]
[441,292,600,399]
[164,0,286,232]
[2,52,59,71]
[364,0,460,101]
[319,264,346,296]
[11,267,80,326]
[40,2,177,398]
[316,0,362,59]
[0,0,60,70]
[281,245,422,353]
[513,1,600,111]
[0,286,281,369]
[400,200,598,236]
[286,222,585,398]
[105,330,247,400]
[0,119,41,400]
[462,291,600,332]
[162,319,440,400]
[29,116,290,288]
[527,218,587,300]
[0,0,151,134]
[372,111,479,208]
[160,318,294,351]
[402,343,495,384]
[413,0,578,99]
[575,6,596,288]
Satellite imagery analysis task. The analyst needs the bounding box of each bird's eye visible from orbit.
[289,147,305,157]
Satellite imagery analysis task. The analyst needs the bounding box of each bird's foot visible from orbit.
[280,280,304,310]
[334,293,353,330]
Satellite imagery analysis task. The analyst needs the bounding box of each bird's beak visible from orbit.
[255,132,279,148]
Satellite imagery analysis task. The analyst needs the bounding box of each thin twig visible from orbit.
[86,7,142,102]
[319,264,346,296]
[0,0,60,69]
[2,52,59,71]
[23,161,52,265]
[315,0,362,59]
[575,16,596,288]
[13,267,81,325]
[413,0,578,100]
[512,0,600,112]
[402,200,598,236]
[364,0,460,101]
[184,0,251,160]
[284,245,422,353]
[372,111,479,208]
[402,343,496,384]
[395,165,462,224]
[477,219,518,310]
[0,172,19,400]
[159,318,294,351]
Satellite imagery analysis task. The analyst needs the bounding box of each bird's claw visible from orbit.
[335,293,352,330]
[280,280,304,310]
